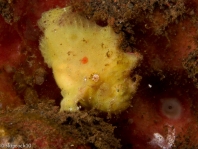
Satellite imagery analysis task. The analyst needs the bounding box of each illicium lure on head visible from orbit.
[38,6,142,113]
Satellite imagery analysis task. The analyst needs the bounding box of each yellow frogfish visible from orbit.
[38,6,142,113]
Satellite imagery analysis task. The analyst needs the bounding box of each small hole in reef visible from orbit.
[62,116,73,125]
[132,76,137,82]
[195,73,198,79]
[161,98,182,119]
[96,19,108,27]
